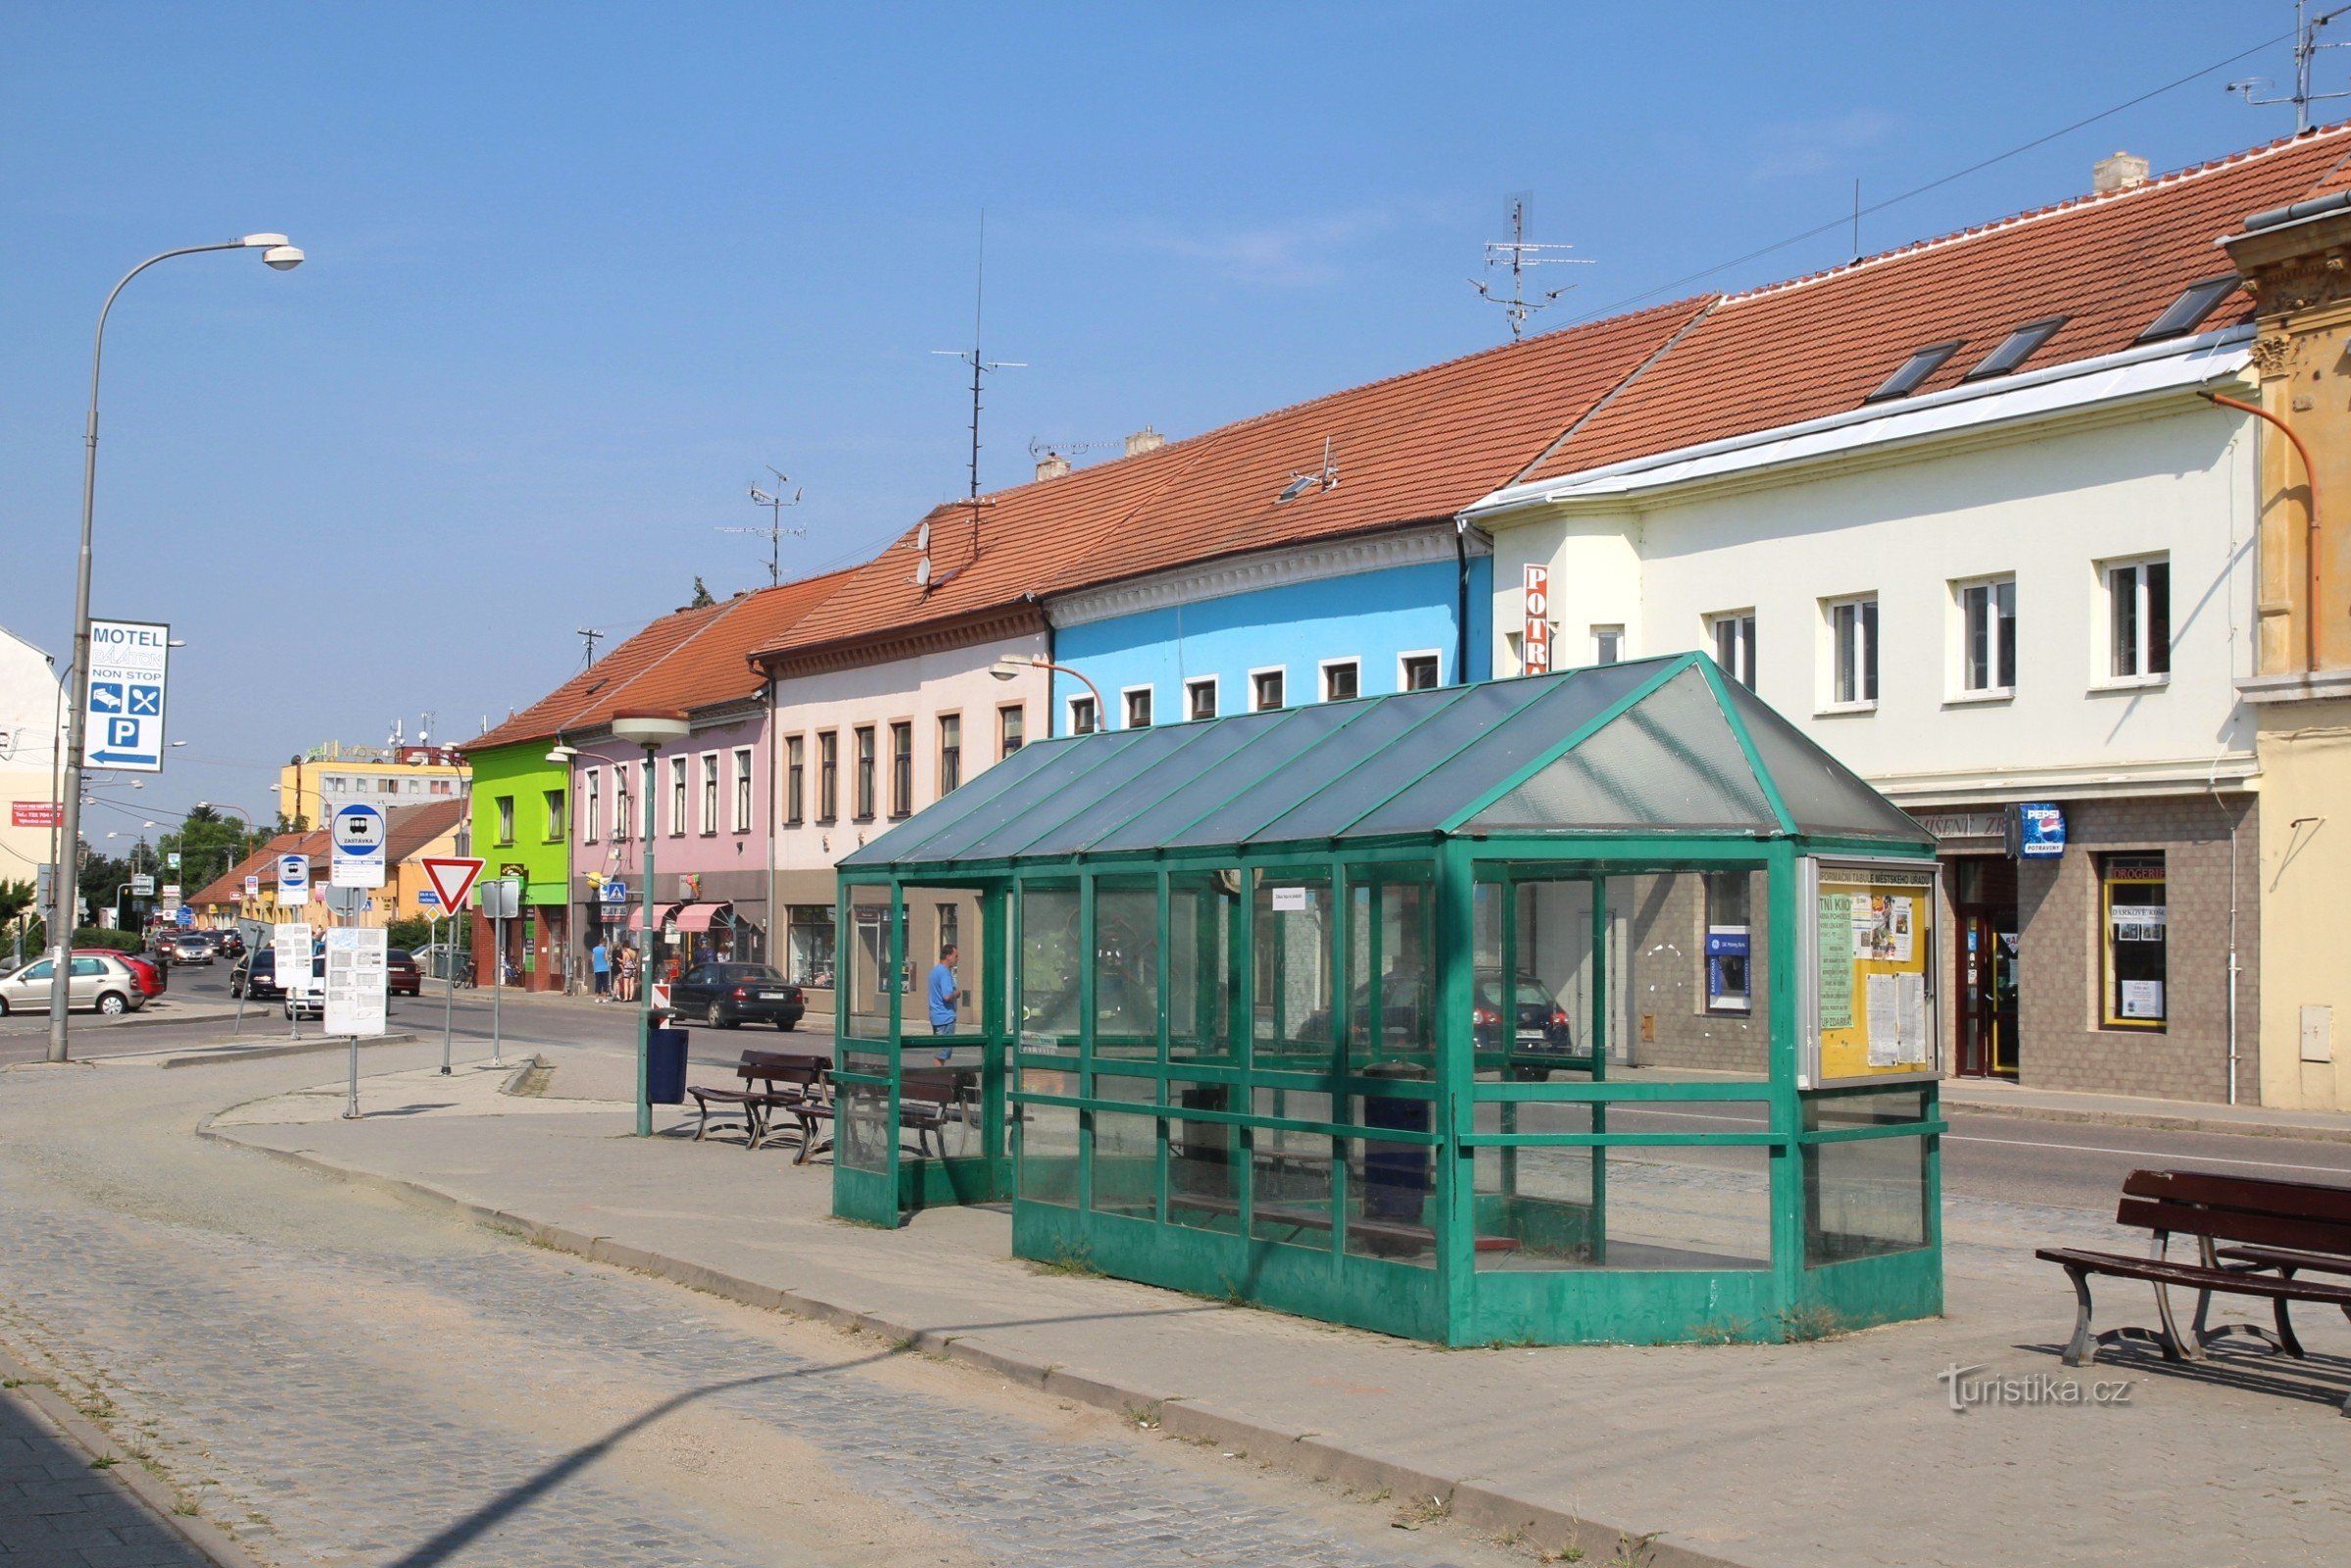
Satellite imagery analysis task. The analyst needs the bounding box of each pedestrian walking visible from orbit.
[927,943,965,1063]
[616,943,639,1004]
[590,938,611,1001]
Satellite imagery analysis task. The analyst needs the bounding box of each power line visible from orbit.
[1559,24,2301,328]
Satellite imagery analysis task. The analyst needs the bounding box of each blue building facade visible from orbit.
[1046,525,1492,734]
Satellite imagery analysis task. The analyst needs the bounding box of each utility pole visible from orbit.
[1471,196,1593,341]
[2230,2,2351,129]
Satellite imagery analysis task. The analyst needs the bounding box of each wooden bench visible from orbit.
[896,1068,979,1159]
[2036,1168,2351,1413]
[687,1050,831,1156]
[1166,1192,1521,1255]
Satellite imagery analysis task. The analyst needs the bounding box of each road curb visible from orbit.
[153,1033,422,1069]
[1943,1095,2351,1146]
[0,1343,268,1568]
[196,1122,1745,1568]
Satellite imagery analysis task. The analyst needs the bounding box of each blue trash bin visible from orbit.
[646,1027,689,1105]
[1361,1062,1433,1222]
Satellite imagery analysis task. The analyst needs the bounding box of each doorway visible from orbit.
[1950,857,2019,1077]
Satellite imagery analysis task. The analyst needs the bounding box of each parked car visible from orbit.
[411,942,473,985]
[230,948,283,1000]
[212,929,246,958]
[284,953,328,1020]
[0,954,148,1016]
[1295,967,1574,1057]
[667,962,805,1030]
[157,930,214,965]
[387,949,421,998]
[80,948,167,1001]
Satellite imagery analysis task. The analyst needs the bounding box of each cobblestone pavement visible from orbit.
[0,1387,214,1567]
[0,1057,1516,1568]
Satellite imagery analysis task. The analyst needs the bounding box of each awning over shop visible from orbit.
[624,902,685,932]
[671,902,730,932]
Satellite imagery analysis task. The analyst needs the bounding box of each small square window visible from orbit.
[1069,696,1099,736]
[1250,668,1286,712]
[1321,661,1358,703]
[1186,678,1218,721]
[1123,687,1153,729]
[1591,625,1624,665]
[1708,612,1757,690]
[999,704,1025,757]
[1399,654,1440,691]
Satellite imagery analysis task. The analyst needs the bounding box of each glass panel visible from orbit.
[1017,881,1083,1051]
[904,888,983,1038]
[837,1081,893,1173]
[844,885,899,1042]
[1348,663,1654,839]
[1484,876,1598,1083]
[1090,1109,1158,1217]
[1093,877,1158,1066]
[1167,871,1240,1069]
[1251,870,1335,1072]
[1249,692,1475,843]
[1464,667,1777,834]
[1340,1136,1437,1265]
[840,734,1061,868]
[1805,1097,1930,1264]
[1016,1098,1079,1207]
[992,724,1210,858]
[896,729,1151,865]
[1161,705,1372,848]
[1167,1109,1239,1233]
[1717,677,1927,842]
[1346,866,1436,1080]
[1471,1101,1596,1266]
[1086,709,1311,853]
[1033,716,1264,854]
[1250,1088,1333,1248]
[1607,872,1768,1077]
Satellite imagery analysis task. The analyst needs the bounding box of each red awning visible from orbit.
[625,902,685,932]
[671,902,730,932]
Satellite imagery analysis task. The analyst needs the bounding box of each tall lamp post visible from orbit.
[990,653,1102,736]
[48,234,304,1064]
[610,710,691,1136]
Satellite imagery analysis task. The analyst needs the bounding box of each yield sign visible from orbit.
[420,856,485,914]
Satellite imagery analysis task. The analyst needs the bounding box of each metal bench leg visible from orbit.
[2062,1265,2098,1367]
[2150,1280,2194,1362]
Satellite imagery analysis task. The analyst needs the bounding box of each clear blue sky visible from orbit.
[0,1,2320,836]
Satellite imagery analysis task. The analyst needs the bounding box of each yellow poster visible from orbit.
[1814,863,1937,1084]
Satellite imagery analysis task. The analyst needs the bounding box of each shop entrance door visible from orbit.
[1951,858,2019,1077]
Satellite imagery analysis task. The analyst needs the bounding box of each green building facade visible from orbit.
[465,741,572,992]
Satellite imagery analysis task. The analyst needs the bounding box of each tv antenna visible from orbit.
[719,466,806,586]
[933,211,1023,568]
[1278,436,1340,503]
[577,627,605,668]
[1470,196,1593,340]
[2229,2,2351,130]
[1026,436,1121,464]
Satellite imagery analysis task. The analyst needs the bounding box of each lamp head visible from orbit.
[262,246,304,271]
[239,233,289,249]
[545,744,577,764]
[989,656,1030,683]
[608,711,691,750]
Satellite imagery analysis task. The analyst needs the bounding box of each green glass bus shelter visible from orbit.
[832,653,1946,1346]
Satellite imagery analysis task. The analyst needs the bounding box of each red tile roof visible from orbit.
[1524,122,2351,482]
[461,568,853,750]
[382,799,467,864]
[758,300,1706,660]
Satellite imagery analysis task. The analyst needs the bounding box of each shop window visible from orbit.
[853,727,876,820]
[938,712,962,794]
[1399,653,1441,691]
[1000,703,1025,758]
[817,732,838,821]
[1123,687,1153,729]
[1321,660,1359,703]
[1827,595,1878,707]
[785,905,835,988]
[888,722,912,817]
[2100,853,2167,1030]
[1251,667,1286,712]
[1187,677,1218,721]
[1957,575,2016,694]
[1704,870,1752,1012]
[2106,557,2171,680]
[1708,611,1757,689]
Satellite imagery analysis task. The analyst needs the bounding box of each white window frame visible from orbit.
[1318,657,1361,703]
[1185,675,1219,721]
[700,752,719,835]
[2098,554,2172,689]
[731,747,754,834]
[612,765,631,842]
[1820,594,1879,713]
[1590,625,1625,666]
[583,769,601,843]
[1121,683,1154,729]
[496,795,515,845]
[1396,649,1443,691]
[668,755,688,838]
[1950,573,2017,702]
[1249,664,1287,712]
[1706,610,1757,690]
[1067,694,1099,736]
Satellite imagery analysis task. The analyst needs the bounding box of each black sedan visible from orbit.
[667,962,805,1030]
[230,949,282,1000]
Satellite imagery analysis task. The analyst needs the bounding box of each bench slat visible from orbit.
[2036,1247,2351,1304]
[2123,1167,2351,1225]
[2217,1243,2351,1279]
[2114,1197,2351,1257]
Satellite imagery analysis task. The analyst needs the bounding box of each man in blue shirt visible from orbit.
[590,939,611,1000]
[927,944,963,1062]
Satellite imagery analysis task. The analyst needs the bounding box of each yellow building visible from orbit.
[275,740,466,830]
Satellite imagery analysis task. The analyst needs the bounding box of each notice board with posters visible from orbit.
[1800,858,1940,1087]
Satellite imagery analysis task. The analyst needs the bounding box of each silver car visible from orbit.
[0,954,148,1016]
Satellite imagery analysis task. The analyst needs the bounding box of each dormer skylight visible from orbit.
[2138,275,2239,342]
[1863,340,1964,403]
[1964,316,2068,379]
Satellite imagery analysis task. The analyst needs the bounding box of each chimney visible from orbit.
[1035,451,1072,481]
[2093,151,2149,195]
[1124,425,1165,459]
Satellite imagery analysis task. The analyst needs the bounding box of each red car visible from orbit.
[387,948,421,998]
[79,949,166,1001]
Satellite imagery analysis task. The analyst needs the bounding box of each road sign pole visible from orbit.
[439,911,456,1076]
[490,909,504,1069]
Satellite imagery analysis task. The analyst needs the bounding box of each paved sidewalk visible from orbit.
[202,1054,2351,1568]
[1940,1076,2351,1143]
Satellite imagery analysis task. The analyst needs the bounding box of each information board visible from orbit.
[273,921,315,1002]
[1801,858,1940,1087]
[323,926,388,1037]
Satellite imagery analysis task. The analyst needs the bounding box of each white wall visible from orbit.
[1489,401,2259,801]
[768,630,1052,877]
[0,626,64,888]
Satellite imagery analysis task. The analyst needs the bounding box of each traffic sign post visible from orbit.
[478,875,519,1068]
[421,858,484,1074]
[82,619,170,771]
[273,919,313,1040]
[325,926,389,1119]
[278,854,309,907]
[330,802,386,889]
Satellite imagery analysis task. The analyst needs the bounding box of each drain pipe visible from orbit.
[2202,391,2323,674]
[1453,518,1472,684]
[2210,766,2242,1105]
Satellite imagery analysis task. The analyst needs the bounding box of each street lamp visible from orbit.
[990,653,1103,735]
[48,233,303,1064]
[610,710,691,1136]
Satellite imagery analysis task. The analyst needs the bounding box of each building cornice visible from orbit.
[1867,753,2259,807]
[758,602,1047,679]
[1048,521,1486,630]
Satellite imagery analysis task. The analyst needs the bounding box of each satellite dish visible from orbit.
[916,521,932,553]
[912,557,933,587]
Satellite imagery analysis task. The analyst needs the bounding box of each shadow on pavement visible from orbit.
[0,1385,213,1566]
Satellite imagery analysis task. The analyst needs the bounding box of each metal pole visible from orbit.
[48,240,269,1064]
[490,907,505,1069]
[439,910,456,1075]
[342,904,360,1119]
[637,745,658,1138]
